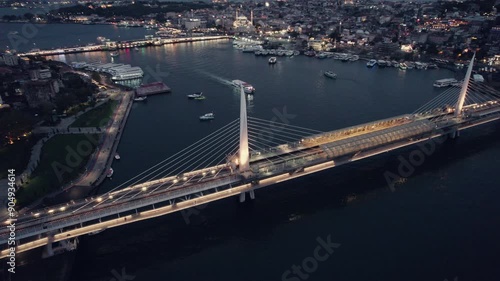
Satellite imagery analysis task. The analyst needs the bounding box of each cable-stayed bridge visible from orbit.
[2,55,500,259]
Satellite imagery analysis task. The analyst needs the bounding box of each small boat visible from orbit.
[366,59,377,67]
[133,96,147,101]
[268,57,277,64]
[187,92,203,99]
[199,113,215,121]
[349,55,359,62]
[110,51,119,57]
[88,229,106,236]
[293,50,300,56]
[114,153,121,160]
[324,71,337,79]
[399,62,408,70]
[107,168,114,178]
[195,95,206,100]
[316,52,328,59]
[285,50,294,56]
[377,60,387,68]
[427,63,438,69]
[134,47,139,51]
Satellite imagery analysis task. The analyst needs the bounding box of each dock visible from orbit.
[136,82,171,96]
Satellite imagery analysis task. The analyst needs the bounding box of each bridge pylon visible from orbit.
[454,52,475,117]
[239,84,251,175]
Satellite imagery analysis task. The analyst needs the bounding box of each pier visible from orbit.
[19,35,232,57]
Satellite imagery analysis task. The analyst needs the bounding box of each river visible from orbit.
[2,23,500,281]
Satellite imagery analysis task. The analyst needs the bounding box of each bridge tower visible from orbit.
[238,85,254,202]
[455,52,475,117]
[239,85,250,173]
[452,52,475,138]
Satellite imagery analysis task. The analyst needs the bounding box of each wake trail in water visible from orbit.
[196,69,234,87]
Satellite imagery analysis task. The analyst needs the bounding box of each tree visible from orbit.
[23,13,34,21]
[91,72,101,83]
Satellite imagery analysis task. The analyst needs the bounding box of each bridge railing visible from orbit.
[0,175,241,243]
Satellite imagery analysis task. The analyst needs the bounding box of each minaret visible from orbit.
[239,85,250,173]
[250,10,254,25]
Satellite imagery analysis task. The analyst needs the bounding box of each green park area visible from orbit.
[70,100,119,128]
[16,134,99,207]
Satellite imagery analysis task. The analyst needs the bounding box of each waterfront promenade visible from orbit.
[15,90,134,213]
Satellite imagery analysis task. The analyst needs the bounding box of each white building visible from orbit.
[2,52,18,66]
[185,18,201,30]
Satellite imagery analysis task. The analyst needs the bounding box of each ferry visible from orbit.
[200,113,215,121]
[187,92,203,99]
[110,51,119,57]
[324,71,337,79]
[268,57,277,64]
[114,153,121,160]
[133,96,147,101]
[433,78,458,88]
[107,168,114,178]
[232,80,255,94]
[366,59,377,67]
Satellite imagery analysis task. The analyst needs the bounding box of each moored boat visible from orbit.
[110,51,119,57]
[107,168,114,178]
[114,153,121,160]
[133,96,147,101]
[268,57,277,64]
[366,59,377,67]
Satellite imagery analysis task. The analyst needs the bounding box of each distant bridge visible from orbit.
[2,54,500,259]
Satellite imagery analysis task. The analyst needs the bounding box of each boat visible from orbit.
[268,57,277,64]
[304,51,315,57]
[377,60,387,68]
[195,96,206,100]
[133,96,147,101]
[324,71,337,79]
[433,78,458,88]
[366,59,377,67]
[199,113,215,121]
[427,63,438,69]
[293,50,300,56]
[406,62,415,69]
[232,80,255,94]
[399,62,408,70]
[261,50,269,56]
[114,153,121,160]
[107,168,114,178]
[316,52,328,59]
[88,229,106,236]
[391,61,399,68]
[187,92,203,99]
[110,51,119,57]
[134,47,139,51]
[349,55,359,62]
[285,50,294,56]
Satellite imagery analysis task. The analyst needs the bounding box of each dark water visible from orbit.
[4,25,500,281]
[0,23,154,51]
